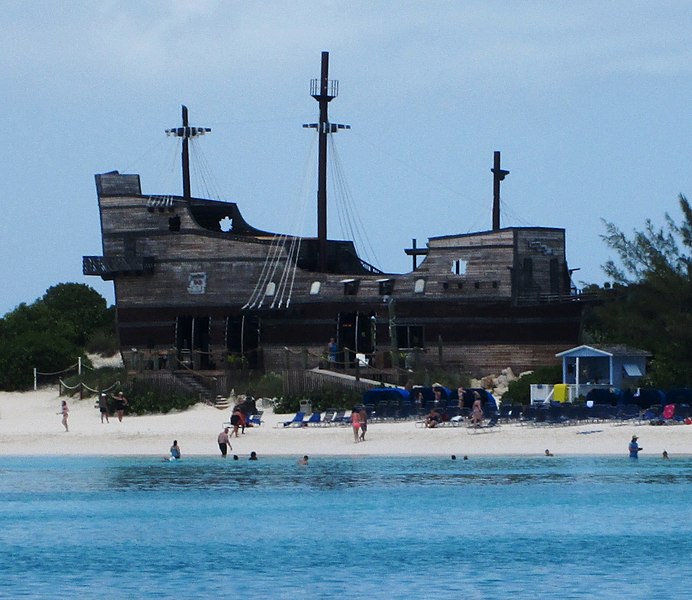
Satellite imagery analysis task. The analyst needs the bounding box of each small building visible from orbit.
[556,344,651,391]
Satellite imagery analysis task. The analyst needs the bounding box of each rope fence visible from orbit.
[34,357,121,399]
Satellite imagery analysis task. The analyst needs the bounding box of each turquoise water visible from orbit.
[1,456,691,599]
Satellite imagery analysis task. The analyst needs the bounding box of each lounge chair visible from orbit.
[468,412,500,433]
[321,409,336,426]
[248,411,264,426]
[281,411,305,427]
[305,412,323,426]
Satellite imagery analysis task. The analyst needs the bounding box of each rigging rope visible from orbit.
[329,136,380,267]
[243,134,316,310]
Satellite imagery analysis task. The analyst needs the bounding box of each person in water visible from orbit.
[170,440,181,460]
[249,451,258,460]
[298,455,309,465]
[628,435,642,458]
[217,427,232,457]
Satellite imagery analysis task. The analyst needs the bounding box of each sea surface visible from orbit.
[1,455,691,599]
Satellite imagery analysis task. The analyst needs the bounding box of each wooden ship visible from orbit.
[84,52,586,381]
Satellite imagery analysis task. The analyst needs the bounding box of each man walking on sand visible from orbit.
[217,427,232,457]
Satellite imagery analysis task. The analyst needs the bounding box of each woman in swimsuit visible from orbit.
[351,408,361,443]
[471,392,484,427]
[60,400,69,432]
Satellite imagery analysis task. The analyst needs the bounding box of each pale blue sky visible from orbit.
[1,0,690,315]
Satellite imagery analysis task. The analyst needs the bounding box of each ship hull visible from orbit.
[85,172,586,377]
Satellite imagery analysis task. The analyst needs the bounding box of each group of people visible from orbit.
[58,391,129,432]
[97,391,128,424]
[351,406,368,442]
[424,386,484,428]
[172,433,261,462]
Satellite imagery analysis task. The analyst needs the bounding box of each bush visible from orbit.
[125,378,198,415]
[253,372,283,399]
[503,365,562,405]
[85,327,119,356]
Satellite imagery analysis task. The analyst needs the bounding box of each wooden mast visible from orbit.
[491,150,510,231]
[166,105,211,201]
[303,52,350,271]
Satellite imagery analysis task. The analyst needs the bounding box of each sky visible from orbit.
[1,0,690,316]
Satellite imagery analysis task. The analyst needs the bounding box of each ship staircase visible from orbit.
[172,371,216,404]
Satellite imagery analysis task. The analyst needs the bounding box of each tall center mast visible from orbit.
[166,105,211,201]
[491,150,509,231]
[303,52,350,271]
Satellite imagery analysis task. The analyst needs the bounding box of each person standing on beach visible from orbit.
[470,392,484,427]
[114,391,128,422]
[351,408,361,443]
[98,393,109,423]
[628,435,643,458]
[359,407,368,441]
[230,407,242,438]
[217,427,232,457]
[60,400,69,432]
[457,386,466,412]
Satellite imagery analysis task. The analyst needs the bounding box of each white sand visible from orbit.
[1,389,690,457]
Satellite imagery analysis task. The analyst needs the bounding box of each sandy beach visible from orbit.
[1,389,690,457]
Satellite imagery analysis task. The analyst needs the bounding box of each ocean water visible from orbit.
[1,455,691,599]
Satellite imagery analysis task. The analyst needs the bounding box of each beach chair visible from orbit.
[374,401,388,421]
[547,404,567,425]
[486,413,500,427]
[331,409,347,425]
[281,411,305,427]
[321,409,336,426]
[467,412,500,433]
[617,404,641,422]
[305,412,323,426]
[248,411,264,426]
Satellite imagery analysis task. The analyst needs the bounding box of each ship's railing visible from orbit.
[515,290,597,305]
[83,256,155,278]
[358,257,384,275]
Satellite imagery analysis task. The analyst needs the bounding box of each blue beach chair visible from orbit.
[282,411,305,427]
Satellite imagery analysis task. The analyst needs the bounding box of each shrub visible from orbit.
[125,378,198,415]
[85,327,119,356]
[253,372,283,399]
[503,365,562,405]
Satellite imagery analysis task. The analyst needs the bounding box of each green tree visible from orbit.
[592,195,692,387]
[41,283,112,346]
[0,303,81,389]
[0,283,115,390]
